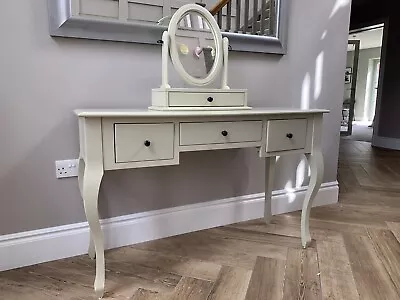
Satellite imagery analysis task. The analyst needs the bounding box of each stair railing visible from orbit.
[209,0,275,36]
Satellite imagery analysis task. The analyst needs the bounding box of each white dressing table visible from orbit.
[76,108,327,298]
[76,5,328,298]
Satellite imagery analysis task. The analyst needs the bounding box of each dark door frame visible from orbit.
[342,39,360,136]
[348,20,387,142]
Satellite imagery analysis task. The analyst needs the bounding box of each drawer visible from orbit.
[169,91,246,107]
[114,123,174,163]
[180,121,262,146]
[266,119,308,152]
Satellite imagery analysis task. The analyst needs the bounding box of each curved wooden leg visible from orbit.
[78,158,96,259]
[301,151,324,248]
[264,156,276,224]
[78,158,84,195]
[81,163,105,299]
[88,234,96,260]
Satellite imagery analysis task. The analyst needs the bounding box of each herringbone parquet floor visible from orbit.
[1,139,400,299]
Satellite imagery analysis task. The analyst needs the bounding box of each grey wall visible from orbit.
[0,0,351,235]
[347,47,381,121]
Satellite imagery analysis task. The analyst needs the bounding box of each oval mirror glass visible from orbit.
[169,4,223,86]
[174,12,216,79]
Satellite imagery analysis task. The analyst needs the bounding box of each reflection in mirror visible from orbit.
[49,0,287,54]
[210,0,277,37]
[174,12,217,79]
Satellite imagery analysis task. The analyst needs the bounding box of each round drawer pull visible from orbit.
[144,140,151,147]
[221,130,228,137]
[286,133,293,139]
[207,97,214,102]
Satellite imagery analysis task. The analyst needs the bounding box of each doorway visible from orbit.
[341,40,360,136]
[341,24,384,142]
[365,58,380,124]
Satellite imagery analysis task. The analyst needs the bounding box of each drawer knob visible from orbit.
[144,140,151,147]
[286,133,293,139]
[221,130,228,137]
[207,97,214,102]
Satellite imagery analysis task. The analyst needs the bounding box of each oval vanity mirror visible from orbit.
[151,3,250,111]
[168,4,223,86]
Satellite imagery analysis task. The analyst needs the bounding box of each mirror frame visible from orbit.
[169,4,223,86]
[48,0,289,54]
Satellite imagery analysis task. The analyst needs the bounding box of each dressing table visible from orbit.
[76,5,328,298]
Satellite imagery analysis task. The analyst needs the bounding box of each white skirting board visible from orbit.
[0,181,338,272]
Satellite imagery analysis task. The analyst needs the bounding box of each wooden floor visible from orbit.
[2,139,400,300]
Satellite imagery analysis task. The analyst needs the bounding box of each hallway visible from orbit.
[1,139,400,299]
[341,123,373,142]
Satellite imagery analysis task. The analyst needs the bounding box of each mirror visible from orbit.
[168,4,223,86]
[49,0,288,54]
[174,12,216,79]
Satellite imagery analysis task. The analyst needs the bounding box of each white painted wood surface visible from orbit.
[151,88,248,108]
[266,118,308,152]
[222,37,230,89]
[102,118,179,170]
[76,108,328,298]
[179,121,262,145]
[114,123,175,163]
[168,90,246,107]
[151,4,248,110]
[264,156,275,223]
[301,114,324,248]
[78,117,105,299]
[75,108,328,117]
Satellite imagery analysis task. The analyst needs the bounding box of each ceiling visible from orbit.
[348,27,383,50]
[351,0,374,6]
[350,0,388,31]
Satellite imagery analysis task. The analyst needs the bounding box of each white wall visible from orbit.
[0,0,351,235]
[347,47,381,121]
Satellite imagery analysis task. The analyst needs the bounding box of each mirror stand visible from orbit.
[221,37,229,90]
[160,31,171,90]
[160,32,229,91]
[149,4,251,111]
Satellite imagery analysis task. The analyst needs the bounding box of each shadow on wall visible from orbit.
[229,0,351,195]
[287,0,351,194]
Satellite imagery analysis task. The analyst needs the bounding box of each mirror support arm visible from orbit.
[160,31,171,89]
[221,37,230,90]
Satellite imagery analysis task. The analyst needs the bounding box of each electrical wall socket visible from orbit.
[55,159,79,179]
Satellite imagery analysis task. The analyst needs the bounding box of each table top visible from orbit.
[75,108,329,117]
